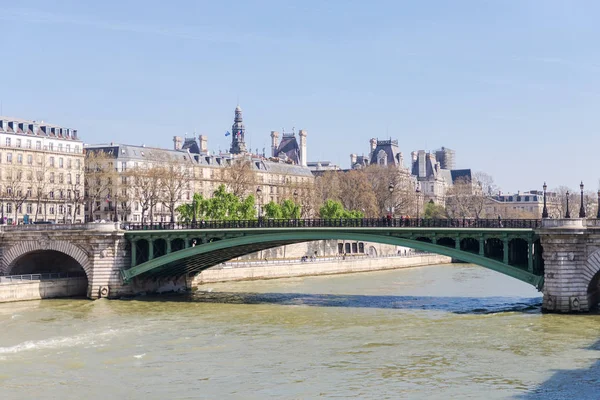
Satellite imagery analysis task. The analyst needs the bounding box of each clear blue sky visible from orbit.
[1,1,599,193]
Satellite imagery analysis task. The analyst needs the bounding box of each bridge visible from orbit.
[0,218,598,313]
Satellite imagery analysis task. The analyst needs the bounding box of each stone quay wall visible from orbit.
[0,277,88,303]
[192,254,452,285]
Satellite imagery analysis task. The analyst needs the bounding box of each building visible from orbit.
[484,190,560,218]
[350,139,471,205]
[0,117,85,224]
[85,106,314,222]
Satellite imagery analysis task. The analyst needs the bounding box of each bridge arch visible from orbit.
[584,249,600,310]
[1,240,92,279]
[123,231,543,289]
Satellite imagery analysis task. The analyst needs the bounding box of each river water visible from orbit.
[1,264,600,399]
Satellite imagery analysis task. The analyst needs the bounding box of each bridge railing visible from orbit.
[122,218,541,231]
[0,272,86,283]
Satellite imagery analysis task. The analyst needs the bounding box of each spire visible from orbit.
[230,105,247,154]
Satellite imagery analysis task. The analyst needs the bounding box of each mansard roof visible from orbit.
[369,139,402,166]
[275,134,300,165]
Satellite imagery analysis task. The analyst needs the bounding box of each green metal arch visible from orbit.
[123,231,543,290]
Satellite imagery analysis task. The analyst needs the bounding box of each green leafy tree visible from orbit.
[280,199,301,219]
[319,200,364,219]
[176,185,256,221]
[423,201,447,219]
[263,201,283,219]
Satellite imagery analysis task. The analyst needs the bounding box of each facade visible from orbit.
[85,106,314,222]
[0,117,85,224]
[484,190,560,218]
[350,139,471,205]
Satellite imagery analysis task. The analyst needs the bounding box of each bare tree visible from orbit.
[364,165,416,217]
[84,150,118,221]
[159,157,191,222]
[4,167,31,223]
[130,163,162,223]
[223,157,257,198]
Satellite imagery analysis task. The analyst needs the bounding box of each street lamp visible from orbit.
[415,184,421,221]
[597,190,600,219]
[542,182,548,219]
[579,181,586,218]
[388,183,394,217]
[565,191,571,218]
[256,186,262,219]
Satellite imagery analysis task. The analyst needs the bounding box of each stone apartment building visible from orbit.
[0,117,85,224]
[85,105,314,222]
[484,190,560,218]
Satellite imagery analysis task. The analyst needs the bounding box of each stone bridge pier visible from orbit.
[539,219,600,313]
[0,223,132,299]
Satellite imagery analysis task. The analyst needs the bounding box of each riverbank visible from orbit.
[0,277,87,303]
[192,253,451,286]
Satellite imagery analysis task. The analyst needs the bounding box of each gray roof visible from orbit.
[369,139,402,166]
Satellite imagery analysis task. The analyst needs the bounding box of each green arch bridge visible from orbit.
[122,218,544,290]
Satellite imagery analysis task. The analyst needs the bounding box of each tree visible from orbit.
[4,167,31,223]
[445,177,487,219]
[158,157,191,222]
[263,199,301,219]
[364,165,416,217]
[130,163,162,223]
[176,185,256,221]
[223,158,257,198]
[337,169,378,217]
[84,150,118,221]
[319,200,364,219]
[423,200,447,219]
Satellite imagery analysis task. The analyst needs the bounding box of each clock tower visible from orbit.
[230,105,248,154]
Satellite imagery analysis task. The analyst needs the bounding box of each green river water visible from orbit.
[1,264,600,399]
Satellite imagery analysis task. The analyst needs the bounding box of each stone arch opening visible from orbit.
[415,237,432,243]
[585,250,600,311]
[7,250,88,297]
[189,237,202,247]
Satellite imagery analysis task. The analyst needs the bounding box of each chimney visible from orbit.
[270,131,279,157]
[435,162,440,172]
[369,138,377,159]
[173,136,183,150]
[350,153,357,166]
[298,129,307,167]
[199,135,208,153]
[398,152,404,167]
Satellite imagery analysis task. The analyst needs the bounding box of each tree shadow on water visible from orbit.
[134,291,542,315]
[514,339,600,400]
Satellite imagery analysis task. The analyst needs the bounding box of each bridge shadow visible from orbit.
[131,291,542,315]
[514,338,600,399]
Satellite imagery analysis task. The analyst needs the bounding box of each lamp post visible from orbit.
[415,184,421,222]
[542,182,548,219]
[388,183,394,218]
[597,190,600,219]
[565,191,571,218]
[256,186,262,220]
[579,181,586,218]
[293,190,299,219]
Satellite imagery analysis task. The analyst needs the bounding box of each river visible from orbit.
[1,264,600,399]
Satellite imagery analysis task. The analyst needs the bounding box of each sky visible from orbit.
[1,0,599,193]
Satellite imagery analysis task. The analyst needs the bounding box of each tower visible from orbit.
[298,129,307,167]
[230,105,247,154]
[270,131,280,157]
[369,138,377,159]
[173,136,183,150]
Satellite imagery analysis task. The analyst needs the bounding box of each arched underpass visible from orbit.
[5,250,89,299]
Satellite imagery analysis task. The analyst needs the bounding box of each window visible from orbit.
[49,191,54,199]
[27,155,32,165]
[59,205,64,214]
[49,206,54,214]
[66,144,71,153]
[76,159,81,169]
[5,138,11,146]
[50,157,55,167]
[59,158,63,168]
[49,143,54,151]
[26,203,32,214]
[36,141,41,150]
[67,159,72,169]
[76,174,80,184]
[75,145,80,153]
[121,176,127,184]
[50,172,55,183]
[26,139,31,149]
[6,153,12,163]
[6,203,12,213]
[67,174,72,184]
[59,173,64,183]
[58,144,63,152]
[17,154,22,164]
[16,139,21,148]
